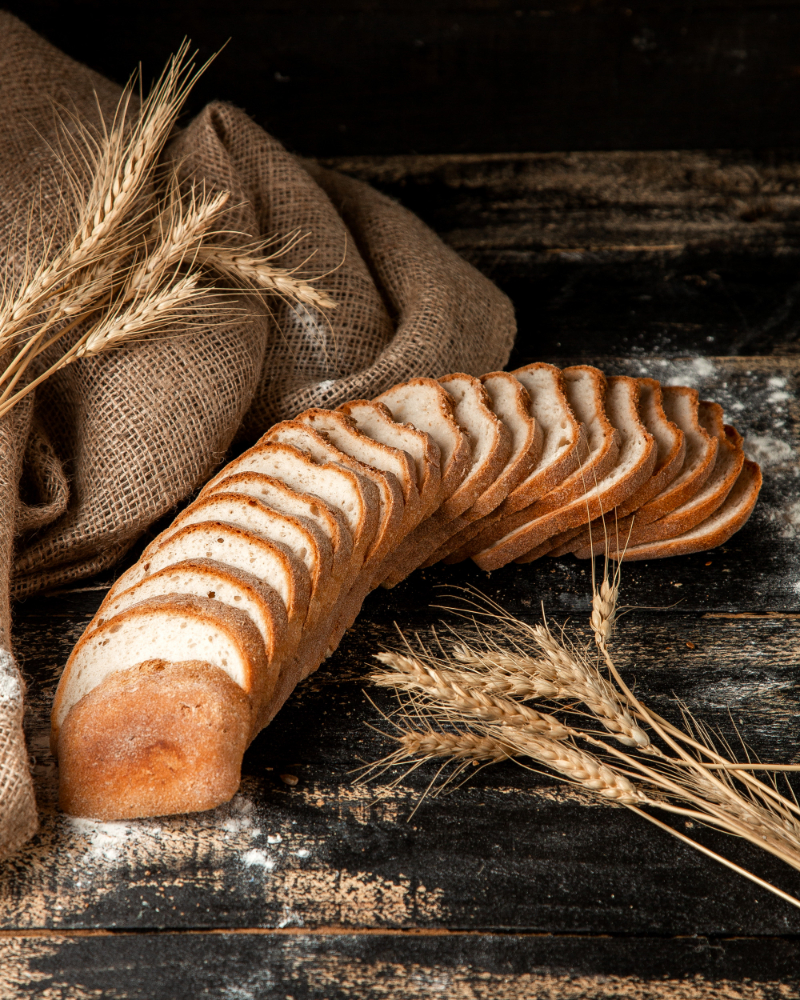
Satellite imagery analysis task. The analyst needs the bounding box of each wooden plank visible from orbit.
[324,151,800,360]
[7,1,800,156]
[2,930,800,999]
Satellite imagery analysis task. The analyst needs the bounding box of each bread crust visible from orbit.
[57,660,252,820]
[605,460,762,562]
[92,558,288,662]
[52,594,271,750]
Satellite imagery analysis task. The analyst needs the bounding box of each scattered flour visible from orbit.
[744,434,796,468]
[69,817,162,863]
[242,849,275,871]
[0,650,22,705]
[295,848,310,859]
[277,904,305,928]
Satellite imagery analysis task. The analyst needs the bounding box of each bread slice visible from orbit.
[494,363,584,515]
[571,408,744,560]
[295,407,424,535]
[92,559,288,663]
[262,421,404,565]
[423,370,543,565]
[379,374,510,587]
[474,376,656,570]
[555,385,718,558]
[58,659,253,820]
[373,377,471,517]
[205,471,354,587]
[338,399,443,518]
[612,379,685,517]
[201,442,378,574]
[52,594,271,744]
[606,459,762,562]
[151,493,332,630]
[107,522,311,673]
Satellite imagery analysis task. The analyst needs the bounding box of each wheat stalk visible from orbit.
[0,45,338,421]
[364,572,800,911]
[199,243,338,311]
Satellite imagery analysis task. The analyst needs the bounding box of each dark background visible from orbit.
[9,1,800,362]
[6,0,800,157]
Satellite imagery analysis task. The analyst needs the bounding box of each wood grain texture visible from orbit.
[324,151,800,360]
[3,932,800,999]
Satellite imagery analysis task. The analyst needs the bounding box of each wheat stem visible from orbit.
[628,805,800,911]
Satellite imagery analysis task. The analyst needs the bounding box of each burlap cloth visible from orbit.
[0,13,515,858]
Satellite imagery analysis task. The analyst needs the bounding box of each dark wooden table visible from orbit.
[1,152,799,997]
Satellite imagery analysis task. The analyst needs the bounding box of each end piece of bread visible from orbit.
[603,459,762,561]
[57,660,252,820]
[52,594,271,748]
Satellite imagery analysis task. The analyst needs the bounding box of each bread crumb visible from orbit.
[280,773,299,786]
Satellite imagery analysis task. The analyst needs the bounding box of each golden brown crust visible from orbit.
[92,558,288,665]
[52,593,272,751]
[58,660,252,821]
[605,460,762,562]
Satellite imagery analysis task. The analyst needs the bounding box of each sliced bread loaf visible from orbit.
[58,659,253,820]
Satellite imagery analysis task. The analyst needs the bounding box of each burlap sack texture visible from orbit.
[0,13,516,859]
